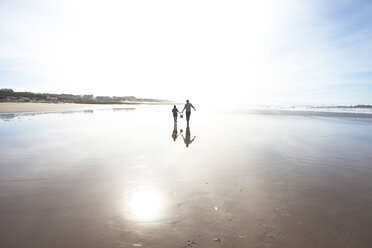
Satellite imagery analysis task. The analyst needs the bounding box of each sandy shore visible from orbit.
[1,106,372,248]
[0,102,104,113]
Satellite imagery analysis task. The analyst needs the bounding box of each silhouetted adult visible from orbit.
[181,100,196,124]
[182,124,196,148]
[172,105,181,124]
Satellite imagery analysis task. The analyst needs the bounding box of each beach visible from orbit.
[0,102,114,113]
[1,104,372,248]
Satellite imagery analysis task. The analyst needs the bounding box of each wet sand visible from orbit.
[0,102,104,113]
[1,105,372,248]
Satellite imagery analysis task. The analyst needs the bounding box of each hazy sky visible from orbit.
[1,0,372,104]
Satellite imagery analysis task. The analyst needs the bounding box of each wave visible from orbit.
[310,105,372,109]
[234,104,372,118]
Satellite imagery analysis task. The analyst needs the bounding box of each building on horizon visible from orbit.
[0,88,13,92]
[83,95,93,100]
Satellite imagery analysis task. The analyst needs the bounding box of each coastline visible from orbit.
[0,102,104,113]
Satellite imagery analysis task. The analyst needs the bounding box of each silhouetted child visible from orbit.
[172,105,181,124]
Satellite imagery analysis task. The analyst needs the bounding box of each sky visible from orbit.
[0,0,372,104]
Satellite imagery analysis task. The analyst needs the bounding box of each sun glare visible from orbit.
[124,186,165,222]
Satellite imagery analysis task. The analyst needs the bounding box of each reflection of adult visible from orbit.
[182,124,196,148]
[181,100,196,124]
[172,123,180,142]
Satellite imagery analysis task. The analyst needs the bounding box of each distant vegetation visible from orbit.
[0,89,173,105]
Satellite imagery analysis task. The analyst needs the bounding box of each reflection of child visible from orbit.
[172,105,180,123]
[172,124,179,141]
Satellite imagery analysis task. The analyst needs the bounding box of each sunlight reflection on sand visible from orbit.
[124,186,166,222]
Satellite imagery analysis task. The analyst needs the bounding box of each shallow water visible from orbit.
[1,105,372,248]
